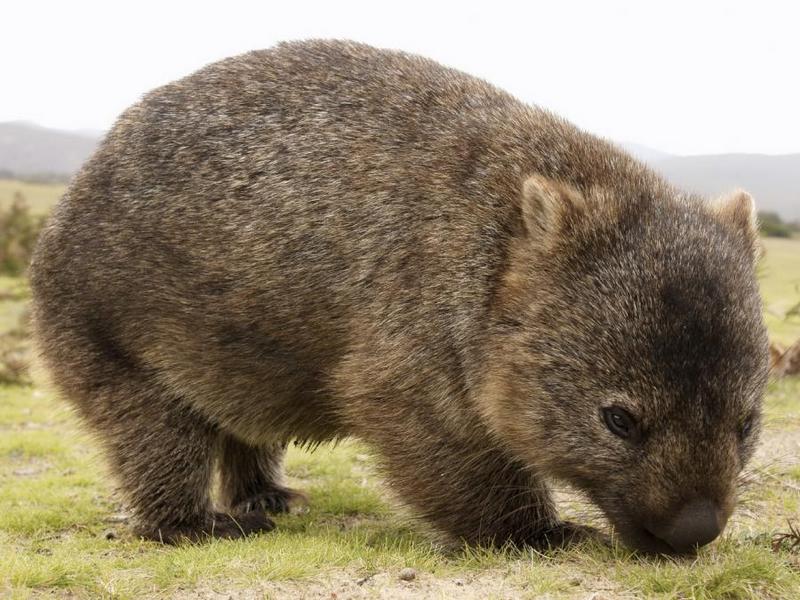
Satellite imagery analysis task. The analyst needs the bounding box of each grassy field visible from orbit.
[0,179,66,216]
[1,205,799,597]
[2,375,800,599]
[761,237,800,346]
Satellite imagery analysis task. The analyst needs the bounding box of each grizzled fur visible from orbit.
[30,40,769,552]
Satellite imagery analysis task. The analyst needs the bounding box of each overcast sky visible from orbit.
[2,0,798,156]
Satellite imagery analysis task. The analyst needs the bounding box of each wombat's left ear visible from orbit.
[520,175,586,240]
[712,190,762,261]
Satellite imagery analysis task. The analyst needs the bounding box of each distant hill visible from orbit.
[623,144,800,221]
[656,154,800,221]
[0,122,796,220]
[620,143,673,165]
[0,122,100,179]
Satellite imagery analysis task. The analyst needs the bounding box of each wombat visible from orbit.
[30,40,769,554]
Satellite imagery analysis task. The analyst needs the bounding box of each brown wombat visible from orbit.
[30,40,769,554]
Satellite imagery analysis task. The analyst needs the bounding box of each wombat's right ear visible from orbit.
[712,190,762,262]
[520,175,586,239]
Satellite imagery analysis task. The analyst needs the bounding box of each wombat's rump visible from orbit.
[30,40,769,553]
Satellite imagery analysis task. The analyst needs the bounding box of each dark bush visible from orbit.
[758,211,794,238]
[0,192,46,276]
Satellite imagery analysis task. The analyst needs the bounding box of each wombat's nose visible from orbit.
[652,499,726,554]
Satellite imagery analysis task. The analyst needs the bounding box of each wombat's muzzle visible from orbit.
[645,498,727,554]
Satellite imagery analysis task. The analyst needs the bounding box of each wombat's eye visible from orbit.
[602,406,638,441]
[740,416,755,440]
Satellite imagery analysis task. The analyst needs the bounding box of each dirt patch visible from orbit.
[754,428,800,468]
[175,568,627,600]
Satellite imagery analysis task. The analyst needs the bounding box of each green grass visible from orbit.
[606,538,800,599]
[0,386,464,597]
[0,276,30,332]
[760,237,800,346]
[2,394,800,600]
[0,235,799,597]
[0,179,66,216]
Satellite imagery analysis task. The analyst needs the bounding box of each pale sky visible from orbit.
[2,0,798,156]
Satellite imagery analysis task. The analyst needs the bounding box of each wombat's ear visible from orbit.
[520,175,586,239]
[712,190,762,261]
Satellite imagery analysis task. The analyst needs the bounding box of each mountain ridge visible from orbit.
[621,143,800,220]
[1,122,797,220]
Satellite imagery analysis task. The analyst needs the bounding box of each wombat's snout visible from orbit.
[646,499,727,554]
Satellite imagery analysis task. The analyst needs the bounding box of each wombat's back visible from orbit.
[33,40,593,443]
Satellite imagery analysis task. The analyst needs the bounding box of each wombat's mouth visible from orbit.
[603,496,728,556]
[616,524,685,556]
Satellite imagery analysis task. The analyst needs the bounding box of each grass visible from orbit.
[2,391,800,600]
[0,230,798,597]
[0,276,30,331]
[0,386,460,597]
[0,179,66,216]
[760,237,800,346]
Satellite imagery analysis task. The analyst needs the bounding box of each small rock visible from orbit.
[103,529,117,540]
[355,574,374,586]
[399,567,417,582]
[105,513,130,523]
[12,467,40,477]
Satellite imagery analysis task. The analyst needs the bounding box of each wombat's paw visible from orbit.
[233,486,308,515]
[540,521,610,550]
[206,512,276,539]
[139,512,275,544]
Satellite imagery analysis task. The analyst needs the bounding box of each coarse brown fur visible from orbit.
[29,40,769,553]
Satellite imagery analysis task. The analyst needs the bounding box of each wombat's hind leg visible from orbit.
[217,436,306,516]
[95,387,273,543]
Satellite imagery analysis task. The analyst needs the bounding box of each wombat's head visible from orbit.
[483,175,769,555]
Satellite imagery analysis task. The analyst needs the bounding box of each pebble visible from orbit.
[12,467,40,476]
[105,513,130,523]
[399,567,417,581]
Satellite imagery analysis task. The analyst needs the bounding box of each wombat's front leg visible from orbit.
[332,347,598,548]
[367,424,590,549]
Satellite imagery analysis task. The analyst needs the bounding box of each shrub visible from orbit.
[0,192,46,276]
[759,211,794,238]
